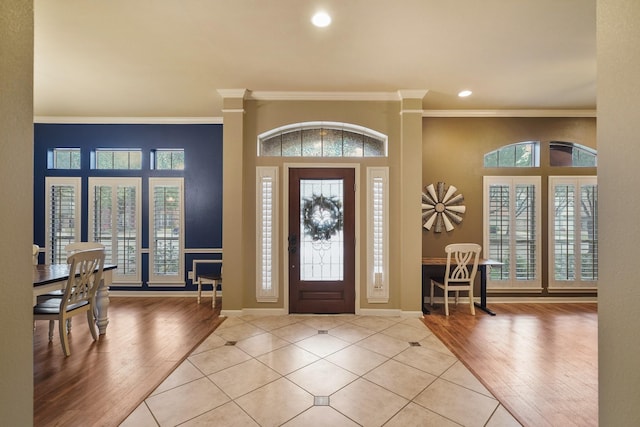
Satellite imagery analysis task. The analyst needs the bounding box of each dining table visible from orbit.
[33,263,117,334]
[421,257,502,316]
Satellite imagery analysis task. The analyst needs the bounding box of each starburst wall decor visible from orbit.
[421,182,466,232]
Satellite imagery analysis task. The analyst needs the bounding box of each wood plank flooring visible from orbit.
[422,303,598,427]
[33,297,224,427]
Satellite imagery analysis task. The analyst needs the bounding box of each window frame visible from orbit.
[548,176,598,291]
[92,148,142,170]
[366,167,389,303]
[88,177,142,286]
[483,175,542,291]
[483,141,540,168]
[49,148,81,170]
[148,177,185,286]
[256,167,279,302]
[257,121,388,158]
[151,148,185,170]
[45,177,82,265]
[549,141,598,167]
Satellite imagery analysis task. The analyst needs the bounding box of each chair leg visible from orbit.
[443,287,449,316]
[211,282,217,308]
[455,290,459,306]
[469,291,476,315]
[66,318,72,333]
[59,318,71,356]
[48,320,55,341]
[86,310,98,341]
[197,279,202,304]
[430,281,435,306]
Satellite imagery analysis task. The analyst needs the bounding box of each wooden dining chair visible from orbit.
[33,247,105,356]
[430,243,481,316]
[65,241,105,254]
[37,242,106,333]
[32,244,40,265]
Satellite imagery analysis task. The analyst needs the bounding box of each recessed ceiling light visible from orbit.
[311,11,332,28]
[458,90,472,97]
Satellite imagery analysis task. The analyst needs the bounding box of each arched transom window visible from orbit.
[258,122,387,157]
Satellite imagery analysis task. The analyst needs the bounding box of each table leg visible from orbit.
[474,265,496,316]
[421,266,430,315]
[95,270,111,334]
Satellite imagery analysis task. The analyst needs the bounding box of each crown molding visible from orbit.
[422,109,597,118]
[33,116,223,124]
[247,91,400,102]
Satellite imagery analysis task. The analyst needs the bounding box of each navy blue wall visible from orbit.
[34,123,223,291]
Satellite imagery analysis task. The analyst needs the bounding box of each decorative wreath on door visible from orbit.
[302,194,343,241]
[422,182,466,232]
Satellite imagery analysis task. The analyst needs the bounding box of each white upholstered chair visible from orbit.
[33,247,105,356]
[430,243,481,316]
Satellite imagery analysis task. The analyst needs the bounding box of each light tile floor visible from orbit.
[121,315,521,427]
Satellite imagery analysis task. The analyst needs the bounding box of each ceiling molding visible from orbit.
[247,91,400,102]
[33,116,224,124]
[422,109,597,118]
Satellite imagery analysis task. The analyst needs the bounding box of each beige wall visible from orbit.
[597,0,640,424]
[422,117,596,294]
[222,97,428,313]
[0,0,34,424]
[246,100,405,311]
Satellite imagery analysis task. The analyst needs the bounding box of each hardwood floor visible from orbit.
[33,297,224,427]
[422,303,598,427]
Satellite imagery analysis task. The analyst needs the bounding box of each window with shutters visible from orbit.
[367,167,389,303]
[549,176,598,290]
[149,178,184,285]
[88,178,142,285]
[45,177,81,264]
[483,176,541,290]
[256,167,278,302]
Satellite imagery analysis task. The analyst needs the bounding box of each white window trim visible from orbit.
[256,167,279,302]
[548,175,598,291]
[45,177,81,265]
[88,177,142,286]
[483,176,542,291]
[148,177,185,286]
[366,167,389,303]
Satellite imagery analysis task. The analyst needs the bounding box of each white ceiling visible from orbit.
[34,0,596,119]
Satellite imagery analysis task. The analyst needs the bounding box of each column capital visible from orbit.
[397,89,428,100]
[217,88,248,99]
